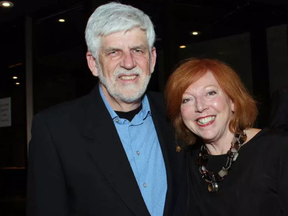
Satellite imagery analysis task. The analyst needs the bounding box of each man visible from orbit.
[27,2,186,216]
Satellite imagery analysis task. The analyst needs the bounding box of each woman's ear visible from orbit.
[231,99,235,113]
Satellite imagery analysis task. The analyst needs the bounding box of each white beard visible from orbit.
[97,64,151,103]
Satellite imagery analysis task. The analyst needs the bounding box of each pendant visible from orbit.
[208,182,218,192]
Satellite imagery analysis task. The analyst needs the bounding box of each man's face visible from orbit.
[87,28,156,109]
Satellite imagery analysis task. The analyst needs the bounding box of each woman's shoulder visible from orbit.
[258,128,288,140]
[246,127,288,154]
[245,128,261,143]
[247,127,288,139]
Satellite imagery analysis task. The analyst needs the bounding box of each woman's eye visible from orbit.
[207,91,216,96]
[182,98,190,104]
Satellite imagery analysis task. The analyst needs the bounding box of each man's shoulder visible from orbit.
[33,93,92,123]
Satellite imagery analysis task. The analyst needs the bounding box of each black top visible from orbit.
[269,88,288,132]
[115,104,142,121]
[185,128,288,216]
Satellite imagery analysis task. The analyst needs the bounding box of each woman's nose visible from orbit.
[195,98,208,112]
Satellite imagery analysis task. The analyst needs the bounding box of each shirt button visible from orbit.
[136,151,140,155]
[115,118,119,122]
[143,183,147,188]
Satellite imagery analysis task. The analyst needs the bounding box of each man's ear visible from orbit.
[150,47,157,74]
[86,52,99,77]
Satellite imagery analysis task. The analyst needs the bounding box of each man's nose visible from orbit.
[120,52,136,69]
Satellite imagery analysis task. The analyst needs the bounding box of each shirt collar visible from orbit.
[99,84,151,121]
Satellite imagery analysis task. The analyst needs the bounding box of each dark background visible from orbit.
[1,0,288,215]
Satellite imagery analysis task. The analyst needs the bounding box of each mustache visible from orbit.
[114,67,143,77]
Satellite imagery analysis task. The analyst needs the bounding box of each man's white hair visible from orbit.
[85,2,156,58]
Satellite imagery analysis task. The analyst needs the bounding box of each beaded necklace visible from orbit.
[196,130,247,192]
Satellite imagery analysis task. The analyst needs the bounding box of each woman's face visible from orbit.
[180,71,234,143]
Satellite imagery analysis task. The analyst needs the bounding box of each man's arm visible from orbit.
[27,113,68,216]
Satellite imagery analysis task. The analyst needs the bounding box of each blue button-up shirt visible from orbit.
[99,86,167,216]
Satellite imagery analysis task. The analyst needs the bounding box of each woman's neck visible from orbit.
[204,131,234,155]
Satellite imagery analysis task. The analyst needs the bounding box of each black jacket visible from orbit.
[27,85,187,216]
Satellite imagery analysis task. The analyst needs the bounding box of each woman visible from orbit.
[165,58,288,216]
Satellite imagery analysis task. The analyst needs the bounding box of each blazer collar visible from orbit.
[82,86,150,216]
[81,87,185,216]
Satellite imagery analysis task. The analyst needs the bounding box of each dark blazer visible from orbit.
[27,85,187,216]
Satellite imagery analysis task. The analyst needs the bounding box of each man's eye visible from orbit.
[109,51,117,55]
[134,49,142,53]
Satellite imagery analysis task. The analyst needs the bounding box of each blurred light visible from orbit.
[179,45,186,49]
[12,76,18,79]
[58,19,65,23]
[190,31,200,36]
[15,82,20,85]
[0,1,14,8]
[8,62,22,68]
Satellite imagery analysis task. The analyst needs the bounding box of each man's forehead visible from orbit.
[101,28,146,39]
[100,32,149,48]
[109,27,146,35]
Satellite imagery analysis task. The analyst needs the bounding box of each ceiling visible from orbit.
[0,0,287,106]
[1,0,288,72]
[2,0,288,29]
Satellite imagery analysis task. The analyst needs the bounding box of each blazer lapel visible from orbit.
[147,93,186,216]
[82,87,150,216]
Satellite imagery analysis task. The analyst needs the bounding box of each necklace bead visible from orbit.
[208,182,218,192]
